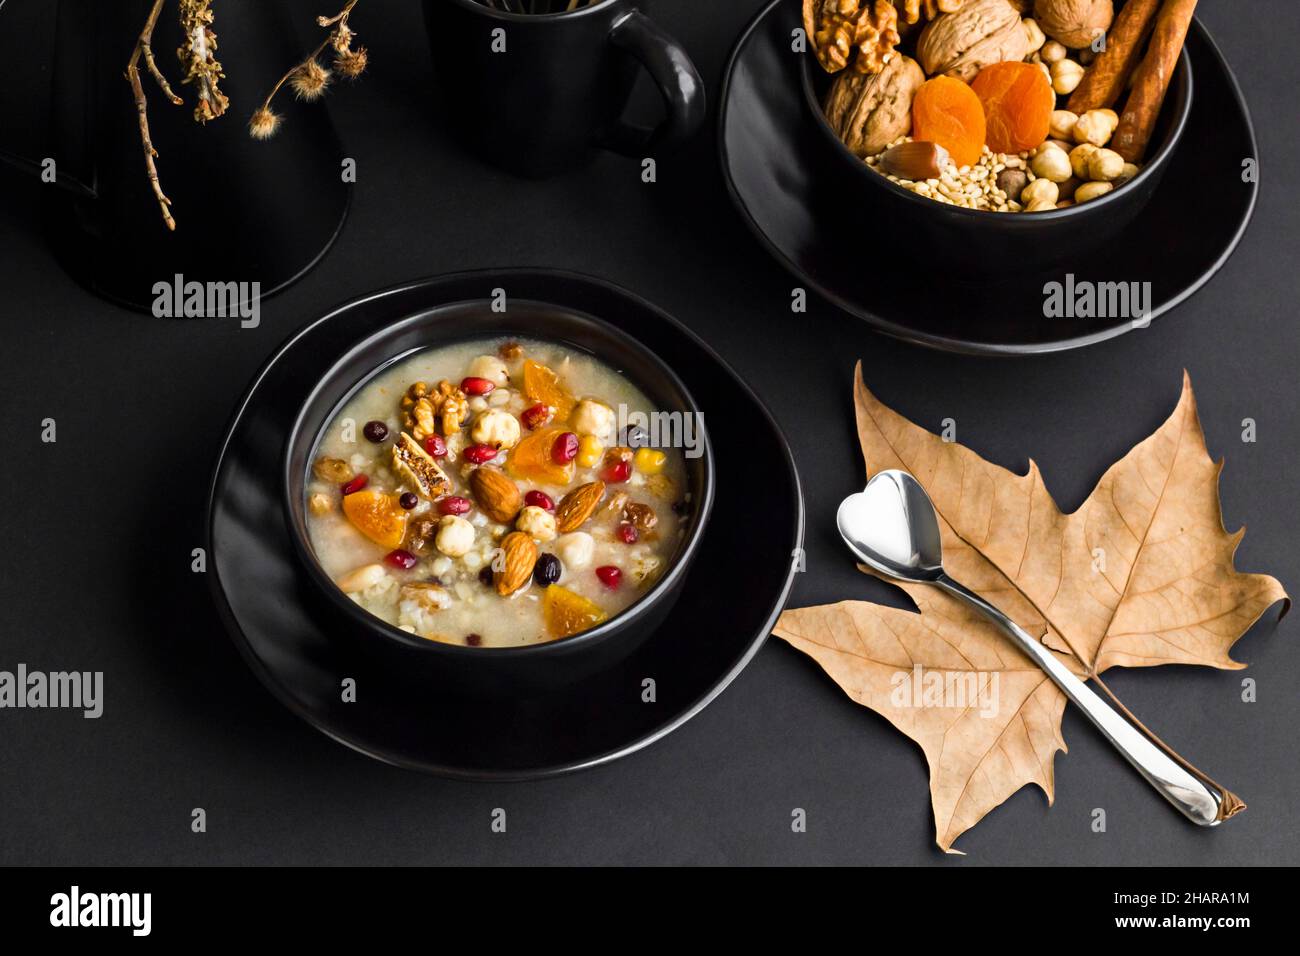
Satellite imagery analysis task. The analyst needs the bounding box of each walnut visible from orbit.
[917,0,1029,82]
[823,54,925,157]
[401,379,468,439]
[804,0,901,75]
[1033,0,1112,49]
[896,0,966,25]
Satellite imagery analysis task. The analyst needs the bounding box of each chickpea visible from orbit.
[1070,143,1099,180]
[1031,147,1072,184]
[1041,40,1068,64]
[1075,181,1115,203]
[555,532,594,571]
[466,355,510,387]
[1022,178,1060,206]
[1051,59,1085,95]
[1087,148,1126,182]
[435,516,475,557]
[1049,110,1078,141]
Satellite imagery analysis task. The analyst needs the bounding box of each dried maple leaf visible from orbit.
[775,366,1288,852]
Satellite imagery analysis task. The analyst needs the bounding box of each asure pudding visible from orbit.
[304,337,693,648]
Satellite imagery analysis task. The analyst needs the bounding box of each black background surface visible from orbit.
[0,0,1295,865]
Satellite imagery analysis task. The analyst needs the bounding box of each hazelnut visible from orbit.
[996,168,1028,202]
[1022,177,1060,206]
[1087,148,1125,182]
[1030,147,1072,183]
[1049,110,1078,141]
[1051,58,1085,95]
[470,409,521,450]
[435,515,476,557]
[1025,199,1059,213]
[1069,143,1099,179]
[1075,180,1115,203]
[1073,108,1119,146]
[570,399,617,444]
[1116,162,1141,185]
[1040,39,1067,63]
[516,505,557,543]
[1023,17,1046,53]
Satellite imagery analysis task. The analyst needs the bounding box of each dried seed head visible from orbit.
[290,59,331,101]
[248,107,282,140]
[332,25,355,55]
[336,46,368,80]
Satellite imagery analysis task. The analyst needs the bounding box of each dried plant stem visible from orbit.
[126,0,183,231]
[251,0,364,138]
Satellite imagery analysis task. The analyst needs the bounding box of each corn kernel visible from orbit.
[576,435,604,468]
[633,448,667,475]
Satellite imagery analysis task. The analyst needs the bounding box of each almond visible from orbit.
[555,481,605,533]
[496,532,537,596]
[470,467,522,524]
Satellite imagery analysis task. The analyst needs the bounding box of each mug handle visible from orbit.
[598,10,705,156]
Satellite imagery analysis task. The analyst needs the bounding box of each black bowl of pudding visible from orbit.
[799,0,1194,274]
[283,302,714,694]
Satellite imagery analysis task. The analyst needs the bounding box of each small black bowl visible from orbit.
[282,301,714,696]
[800,40,1194,274]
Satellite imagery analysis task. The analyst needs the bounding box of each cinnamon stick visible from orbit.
[1112,0,1198,163]
[1067,0,1162,113]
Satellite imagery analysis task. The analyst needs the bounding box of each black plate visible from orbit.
[719,0,1259,355]
[207,270,804,779]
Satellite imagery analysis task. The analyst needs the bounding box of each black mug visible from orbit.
[424,0,705,176]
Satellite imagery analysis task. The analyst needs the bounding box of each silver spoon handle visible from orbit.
[938,574,1227,826]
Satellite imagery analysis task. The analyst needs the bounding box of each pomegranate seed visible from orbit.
[525,490,555,512]
[596,565,622,590]
[617,523,638,544]
[551,432,579,464]
[340,475,369,495]
[423,434,447,458]
[384,549,418,570]
[464,444,499,464]
[603,460,631,483]
[521,403,552,430]
[438,496,472,516]
[461,376,496,396]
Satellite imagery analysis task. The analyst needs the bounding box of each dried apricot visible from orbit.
[542,585,608,640]
[971,61,1054,155]
[522,360,576,422]
[911,75,986,169]
[506,427,576,486]
[342,490,409,550]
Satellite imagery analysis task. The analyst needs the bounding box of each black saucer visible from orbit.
[206,270,803,779]
[719,0,1259,355]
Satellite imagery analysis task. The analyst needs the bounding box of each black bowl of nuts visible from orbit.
[282,298,714,695]
[799,0,1195,273]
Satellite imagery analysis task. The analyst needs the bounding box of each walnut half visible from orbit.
[916,0,1029,82]
[804,0,902,75]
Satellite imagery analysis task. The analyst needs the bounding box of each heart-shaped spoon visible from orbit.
[838,469,1237,827]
